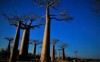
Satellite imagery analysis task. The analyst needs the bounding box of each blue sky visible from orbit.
[0,0,100,59]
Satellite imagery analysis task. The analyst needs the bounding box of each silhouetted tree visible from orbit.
[33,0,72,62]
[3,14,25,62]
[30,40,41,58]
[59,43,67,61]
[51,39,59,62]
[18,14,43,61]
[4,37,13,59]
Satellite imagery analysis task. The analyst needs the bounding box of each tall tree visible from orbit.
[51,39,59,62]
[3,14,24,62]
[18,14,43,61]
[59,43,67,61]
[30,40,41,58]
[4,37,13,59]
[33,0,72,62]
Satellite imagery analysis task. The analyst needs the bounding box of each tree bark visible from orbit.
[40,7,50,62]
[19,28,30,61]
[9,21,21,62]
[51,44,55,62]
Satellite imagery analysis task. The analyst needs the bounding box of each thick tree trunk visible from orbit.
[9,21,21,62]
[51,44,55,62]
[40,7,50,62]
[19,28,30,61]
[62,48,65,60]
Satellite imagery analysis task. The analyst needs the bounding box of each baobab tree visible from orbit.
[59,43,67,61]
[51,39,59,62]
[4,13,43,61]
[33,0,72,62]
[18,14,43,61]
[3,14,25,62]
[4,37,13,59]
[30,40,41,58]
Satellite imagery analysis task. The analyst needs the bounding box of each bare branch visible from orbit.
[30,23,44,28]
[58,11,67,16]
[37,15,46,22]
[38,5,45,8]
[2,13,22,27]
[20,26,25,29]
[33,0,46,6]
[4,37,14,42]
[51,16,73,22]
[48,0,59,8]
[33,0,58,9]
[50,6,58,10]
[51,39,59,45]
[48,2,55,7]
[50,10,73,22]
[50,11,67,17]
[29,15,45,28]
[28,20,33,26]
[59,43,67,49]
[51,17,61,21]
[30,40,41,45]
[60,17,73,21]
[10,23,18,26]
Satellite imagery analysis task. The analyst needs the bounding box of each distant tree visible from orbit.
[51,39,59,62]
[4,37,13,59]
[33,0,72,62]
[59,43,67,61]
[29,40,41,58]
